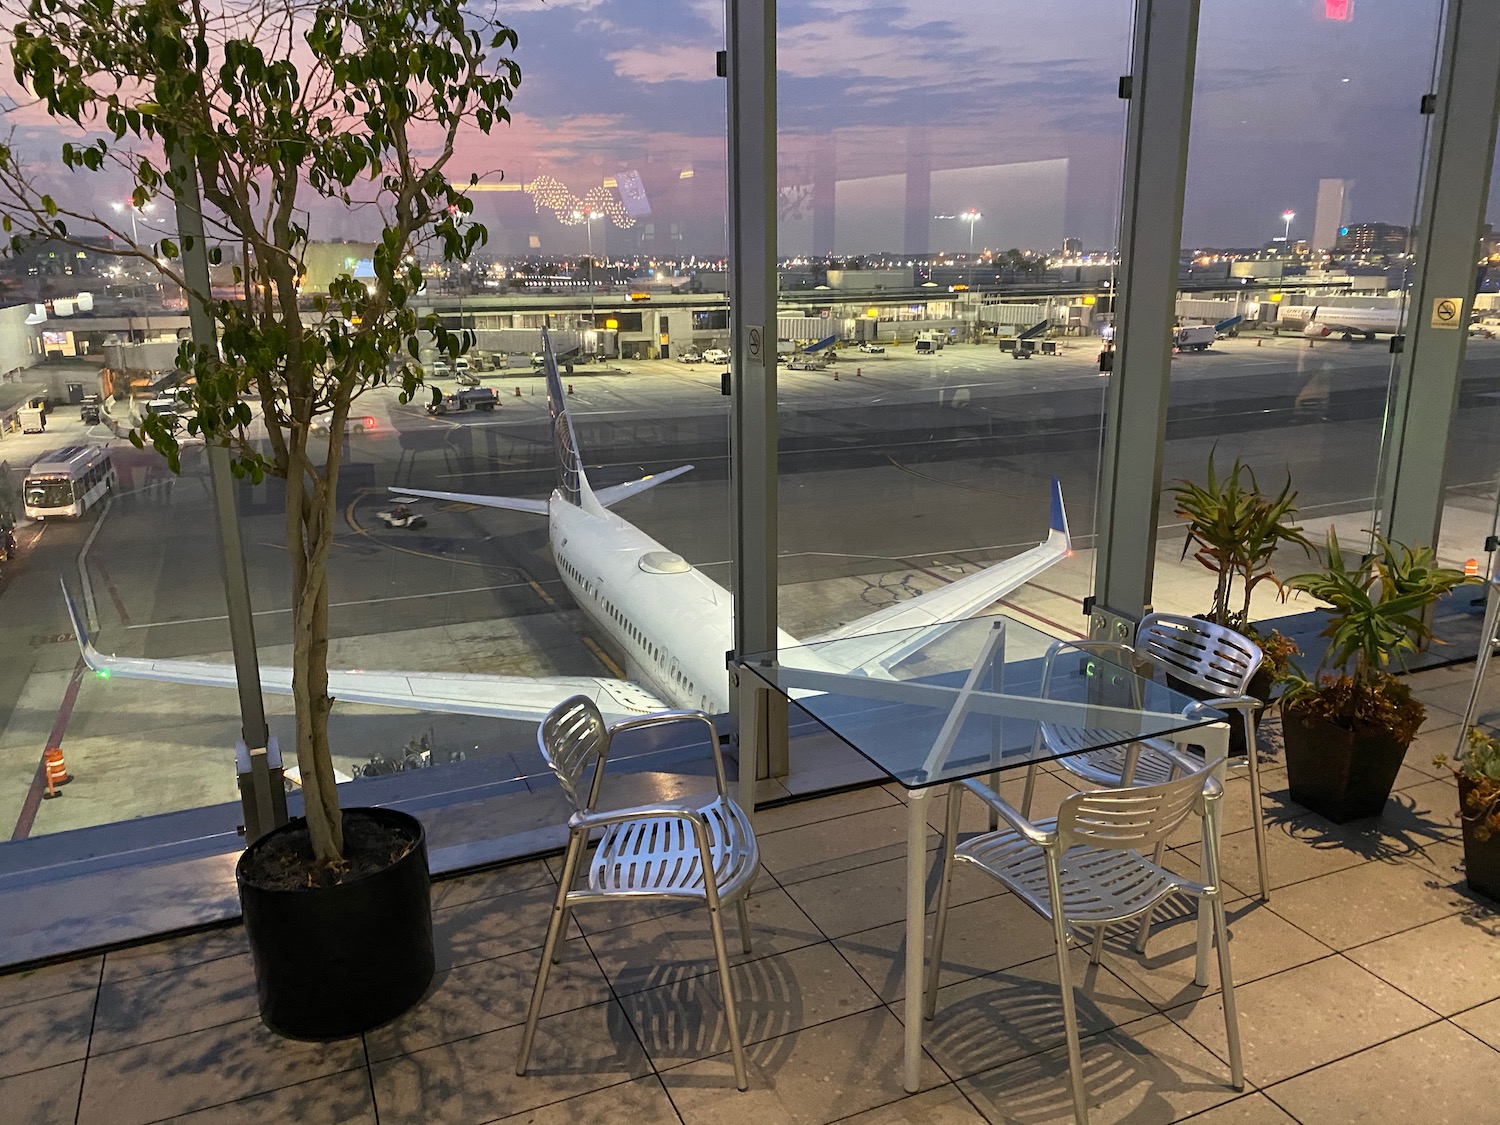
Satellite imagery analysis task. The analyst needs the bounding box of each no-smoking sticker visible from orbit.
[1431,297,1462,329]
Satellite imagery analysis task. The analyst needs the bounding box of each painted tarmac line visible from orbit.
[11,658,87,841]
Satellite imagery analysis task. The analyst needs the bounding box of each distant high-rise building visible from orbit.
[1063,236,1083,256]
[1312,179,1349,252]
[1335,222,1410,257]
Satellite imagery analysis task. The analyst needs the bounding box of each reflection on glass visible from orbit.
[1160,1,1444,628]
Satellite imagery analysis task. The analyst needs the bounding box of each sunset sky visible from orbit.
[2,0,1494,258]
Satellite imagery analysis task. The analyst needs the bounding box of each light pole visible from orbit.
[961,209,981,286]
[112,199,157,338]
[575,208,603,338]
[1281,209,1296,248]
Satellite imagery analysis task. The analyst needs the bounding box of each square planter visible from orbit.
[1458,775,1500,902]
[1282,705,1409,823]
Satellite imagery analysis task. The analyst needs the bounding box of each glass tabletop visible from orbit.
[736,614,1224,790]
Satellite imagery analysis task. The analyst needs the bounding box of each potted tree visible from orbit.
[1170,453,1310,747]
[1281,530,1471,823]
[0,0,520,1036]
[1435,728,1500,901]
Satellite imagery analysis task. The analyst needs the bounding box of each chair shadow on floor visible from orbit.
[611,940,806,1082]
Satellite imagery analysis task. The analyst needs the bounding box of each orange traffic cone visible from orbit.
[567,383,574,395]
[514,386,521,397]
[833,371,839,380]
[856,367,862,377]
[1465,558,1480,577]
[42,747,71,798]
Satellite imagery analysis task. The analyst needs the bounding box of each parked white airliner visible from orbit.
[1277,304,1404,340]
[65,331,1071,725]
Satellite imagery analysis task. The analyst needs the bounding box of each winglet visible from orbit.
[60,579,104,673]
[1050,477,1070,548]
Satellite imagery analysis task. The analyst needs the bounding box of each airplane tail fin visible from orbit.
[61,579,106,674]
[542,327,595,509]
[1049,476,1070,553]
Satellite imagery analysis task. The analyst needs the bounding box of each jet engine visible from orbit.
[1302,321,1331,338]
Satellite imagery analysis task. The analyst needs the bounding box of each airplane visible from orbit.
[1277,304,1405,340]
[64,330,1071,727]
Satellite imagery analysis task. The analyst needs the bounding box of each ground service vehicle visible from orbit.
[1174,324,1215,351]
[23,444,116,519]
[377,505,427,529]
[914,339,936,355]
[427,387,498,415]
[858,342,886,354]
[677,349,704,364]
[702,348,729,364]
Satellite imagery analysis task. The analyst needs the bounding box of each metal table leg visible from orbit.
[904,785,930,1093]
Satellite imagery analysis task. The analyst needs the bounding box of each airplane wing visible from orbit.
[62,584,668,726]
[807,477,1070,645]
[391,465,693,514]
[797,478,1070,676]
[388,487,549,515]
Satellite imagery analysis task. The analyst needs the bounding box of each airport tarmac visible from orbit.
[3,331,1499,845]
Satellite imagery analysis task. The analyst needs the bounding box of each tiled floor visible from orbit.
[4,662,1500,1125]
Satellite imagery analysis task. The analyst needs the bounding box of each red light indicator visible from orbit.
[1325,0,1351,21]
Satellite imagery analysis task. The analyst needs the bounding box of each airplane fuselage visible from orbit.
[1279,304,1404,338]
[549,493,799,714]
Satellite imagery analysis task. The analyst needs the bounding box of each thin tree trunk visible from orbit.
[286,425,346,865]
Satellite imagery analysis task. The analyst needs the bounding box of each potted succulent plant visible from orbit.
[1435,728,1500,901]
[1280,530,1471,823]
[0,0,520,1036]
[1170,453,1310,748]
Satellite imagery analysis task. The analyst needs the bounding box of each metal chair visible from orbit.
[925,752,1244,1125]
[516,696,760,1089]
[1023,613,1271,902]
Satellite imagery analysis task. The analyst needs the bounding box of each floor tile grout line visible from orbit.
[70,955,105,1125]
[129,1064,373,1125]
[575,911,689,1123]
[361,1029,380,1125]
[1247,1014,1453,1104]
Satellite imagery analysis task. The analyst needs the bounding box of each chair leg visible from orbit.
[735,898,753,955]
[1194,895,1212,988]
[1089,925,1106,965]
[708,901,750,1090]
[1051,907,1090,1125]
[1133,840,1168,954]
[516,838,584,1077]
[1212,893,1245,1089]
[1244,713,1271,902]
[987,770,1001,830]
[925,785,963,1020]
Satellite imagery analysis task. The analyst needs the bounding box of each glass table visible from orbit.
[731,614,1228,1092]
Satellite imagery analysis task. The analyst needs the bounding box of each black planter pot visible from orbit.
[1458,775,1500,902]
[1282,706,1409,823]
[237,807,435,1039]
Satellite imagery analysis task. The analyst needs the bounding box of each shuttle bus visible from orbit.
[23,445,116,519]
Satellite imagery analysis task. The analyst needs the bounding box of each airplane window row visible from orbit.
[557,555,668,672]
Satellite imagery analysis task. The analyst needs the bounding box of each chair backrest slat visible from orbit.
[1135,613,1262,698]
[1055,765,1212,853]
[538,695,609,810]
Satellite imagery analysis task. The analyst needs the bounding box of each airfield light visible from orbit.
[1281,210,1296,245]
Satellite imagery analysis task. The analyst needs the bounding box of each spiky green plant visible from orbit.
[1171,453,1312,629]
[1282,529,1472,740]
